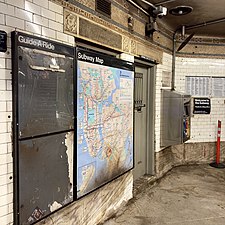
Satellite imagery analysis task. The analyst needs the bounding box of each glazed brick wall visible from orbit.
[155,54,225,152]
[155,52,172,152]
[175,57,225,143]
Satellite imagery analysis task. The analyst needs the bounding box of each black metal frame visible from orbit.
[12,30,20,225]
[12,31,76,225]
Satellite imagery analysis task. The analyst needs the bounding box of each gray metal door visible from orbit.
[133,66,148,180]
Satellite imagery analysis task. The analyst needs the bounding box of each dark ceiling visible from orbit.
[134,0,225,37]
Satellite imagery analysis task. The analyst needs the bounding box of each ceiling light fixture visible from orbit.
[169,6,193,16]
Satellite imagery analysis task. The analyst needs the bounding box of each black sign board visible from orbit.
[193,98,211,114]
[0,31,7,52]
[12,31,74,56]
[77,48,134,71]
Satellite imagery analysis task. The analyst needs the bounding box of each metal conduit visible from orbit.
[186,18,225,30]
[171,28,180,90]
[139,0,157,9]
[155,0,177,6]
[126,2,225,92]
[172,17,225,91]
[126,0,150,15]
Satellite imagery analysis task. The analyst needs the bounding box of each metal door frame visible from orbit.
[134,58,156,175]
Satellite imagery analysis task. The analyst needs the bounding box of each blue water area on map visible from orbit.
[77,161,96,194]
[77,62,134,197]
[120,69,133,79]
[88,109,95,125]
[86,86,91,95]
[114,71,120,88]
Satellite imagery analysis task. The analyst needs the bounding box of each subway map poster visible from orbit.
[76,48,134,198]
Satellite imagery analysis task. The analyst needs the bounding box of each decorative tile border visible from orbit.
[53,0,166,62]
[122,36,130,53]
[64,10,78,35]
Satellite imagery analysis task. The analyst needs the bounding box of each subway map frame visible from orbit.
[76,48,134,198]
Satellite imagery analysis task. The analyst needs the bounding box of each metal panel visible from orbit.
[134,72,146,112]
[96,0,111,17]
[133,67,148,180]
[19,132,74,224]
[134,58,156,176]
[18,47,74,138]
[161,90,191,147]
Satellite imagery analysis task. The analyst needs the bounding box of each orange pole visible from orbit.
[216,120,221,164]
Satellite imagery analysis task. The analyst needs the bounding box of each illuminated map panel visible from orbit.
[76,48,134,198]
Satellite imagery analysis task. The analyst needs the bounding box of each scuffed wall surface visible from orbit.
[37,172,133,225]
[155,142,225,177]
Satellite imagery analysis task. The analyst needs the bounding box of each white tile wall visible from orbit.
[49,1,63,14]
[42,26,56,39]
[25,1,41,14]
[155,54,225,151]
[175,57,225,143]
[155,52,172,152]
[0,1,75,224]
[41,7,56,20]
[6,0,25,9]
[15,8,33,22]
[0,14,5,25]
[25,21,42,33]
[33,0,48,9]
[33,14,49,27]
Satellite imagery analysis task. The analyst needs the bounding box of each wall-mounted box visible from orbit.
[0,31,7,52]
[161,90,191,147]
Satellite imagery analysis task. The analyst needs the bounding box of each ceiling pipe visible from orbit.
[171,17,225,91]
[186,18,225,30]
[139,0,157,9]
[127,4,225,91]
[181,25,185,37]
[171,27,180,90]
[126,0,150,15]
[155,0,178,6]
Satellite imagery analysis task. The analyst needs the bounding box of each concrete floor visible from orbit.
[103,165,225,225]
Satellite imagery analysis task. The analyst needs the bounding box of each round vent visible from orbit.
[169,6,193,16]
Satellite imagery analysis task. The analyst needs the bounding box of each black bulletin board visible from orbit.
[12,31,75,225]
